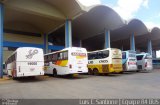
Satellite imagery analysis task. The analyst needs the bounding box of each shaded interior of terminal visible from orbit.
[3,0,160,53]
[49,24,149,52]
[48,26,80,47]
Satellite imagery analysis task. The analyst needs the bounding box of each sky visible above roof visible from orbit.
[78,0,160,29]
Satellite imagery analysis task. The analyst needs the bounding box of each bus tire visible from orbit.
[136,70,140,72]
[119,71,124,74]
[12,76,17,80]
[93,69,99,75]
[53,69,57,77]
[88,68,93,75]
[123,65,126,71]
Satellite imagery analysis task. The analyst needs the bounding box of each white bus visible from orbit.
[88,48,123,75]
[44,47,88,76]
[5,47,44,78]
[136,53,153,71]
[122,50,137,71]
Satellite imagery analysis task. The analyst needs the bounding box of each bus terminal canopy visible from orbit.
[1,0,160,50]
[2,0,85,34]
[72,5,125,40]
[111,19,149,42]
[150,27,160,50]
[111,19,160,51]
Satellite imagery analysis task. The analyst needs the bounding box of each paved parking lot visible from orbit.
[0,69,160,99]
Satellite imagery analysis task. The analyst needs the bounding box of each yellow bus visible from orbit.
[87,48,122,75]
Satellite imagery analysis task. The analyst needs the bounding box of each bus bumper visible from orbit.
[16,72,44,77]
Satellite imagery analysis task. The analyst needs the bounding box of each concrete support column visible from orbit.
[147,40,152,56]
[104,30,110,48]
[0,3,3,78]
[44,33,48,54]
[130,33,135,51]
[65,19,72,48]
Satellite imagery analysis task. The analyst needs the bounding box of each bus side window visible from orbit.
[52,53,58,61]
[88,53,95,60]
[44,55,49,66]
[46,55,49,62]
[58,53,62,60]
[97,52,102,59]
[88,53,91,60]
[49,55,53,62]
[44,56,47,61]
[58,51,68,60]
[97,50,109,59]
[145,55,152,59]
[92,52,97,59]
[63,51,68,60]
[102,50,109,58]
[122,52,126,59]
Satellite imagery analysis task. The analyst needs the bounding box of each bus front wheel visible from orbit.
[53,69,57,77]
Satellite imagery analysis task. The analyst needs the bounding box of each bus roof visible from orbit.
[16,47,42,51]
[88,48,121,53]
[44,47,87,56]
[136,53,150,56]
[122,50,136,53]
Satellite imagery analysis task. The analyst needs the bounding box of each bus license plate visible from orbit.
[30,68,35,71]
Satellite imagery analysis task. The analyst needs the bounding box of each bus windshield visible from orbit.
[136,55,144,60]
[122,52,126,59]
[58,51,68,60]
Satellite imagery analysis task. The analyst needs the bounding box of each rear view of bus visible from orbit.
[110,48,123,73]
[136,53,153,71]
[122,50,137,71]
[6,47,44,78]
[68,47,88,74]
[44,47,88,76]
